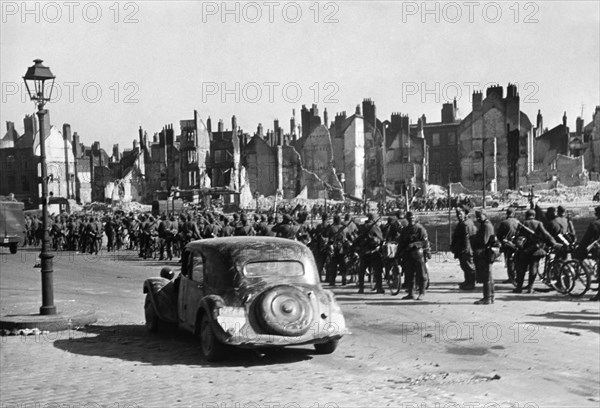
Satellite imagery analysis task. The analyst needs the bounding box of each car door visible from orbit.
[180,249,206,331]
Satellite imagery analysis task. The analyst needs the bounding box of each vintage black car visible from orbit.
[143,237,348,361]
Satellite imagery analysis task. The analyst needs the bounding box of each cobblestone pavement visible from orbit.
[1,247,599,408]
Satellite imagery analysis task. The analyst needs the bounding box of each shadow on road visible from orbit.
[523,309,600,335]
[53,324,314,367]
[497,293,585,303]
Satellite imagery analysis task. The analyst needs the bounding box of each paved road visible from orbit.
[1,247,599,408]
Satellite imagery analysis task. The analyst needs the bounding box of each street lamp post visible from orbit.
[23,59,57,316]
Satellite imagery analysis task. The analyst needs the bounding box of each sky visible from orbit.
[1,0,599,149]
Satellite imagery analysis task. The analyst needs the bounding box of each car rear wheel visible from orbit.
[9,243,17,254]
[314,339,339,354]
[254,285,314,336]
[144,295,159,333]
[200,313,226,362]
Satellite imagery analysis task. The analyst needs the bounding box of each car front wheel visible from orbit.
[9,243,17,254]
[200,313,226,362]
[314,339,339,354]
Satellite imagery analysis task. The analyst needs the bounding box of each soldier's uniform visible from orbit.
[272,215,296,239]
[355,214,385,294]
[104,216,116,252]
[397,212,430,300]
[311,215,330,281]
[324,215,351,286]
[450,207,477,289]
[158,215,173,260]
[85,217,100,255]
[513,209,557,294]
[496,208,520,284]
[234,215,256,236]
[471,210,496,304]
[220,219,235,237]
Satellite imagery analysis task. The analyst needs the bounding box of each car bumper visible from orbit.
[214,310,349,348]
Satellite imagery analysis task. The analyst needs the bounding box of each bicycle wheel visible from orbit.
[562,260,591,298]
[387,265,402,296]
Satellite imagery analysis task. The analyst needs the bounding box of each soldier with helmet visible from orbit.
[513,209,559,294]
[397,211,430,300]
[234,213,256,236]
[158,214,173,261]
[450,206,477,290]
[354,213,385,294]
[495,207,520,285]
[272,214,296,239]
[471,210,497,304]
[324,214,352,286]
[311,213,330,281]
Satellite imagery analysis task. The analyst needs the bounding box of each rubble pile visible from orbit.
[425,185,448,199]
[532,181,600,203]
[117,201,152,213]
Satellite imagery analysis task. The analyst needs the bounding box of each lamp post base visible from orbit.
[39,305,57,315]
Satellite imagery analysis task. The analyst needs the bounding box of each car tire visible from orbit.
[144,295,159,333]
[314,339,339,354]
[200,313,226,362]
[9,243,17,254]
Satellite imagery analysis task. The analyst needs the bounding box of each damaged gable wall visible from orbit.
[555,154,586,186]
[295,125,344,200]
[242,135,278,197]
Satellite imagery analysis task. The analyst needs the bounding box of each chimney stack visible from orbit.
[62,123,72,142]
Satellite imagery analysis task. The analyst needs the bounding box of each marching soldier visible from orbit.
[450,207,477,290]
[272,214,296,239]
[471,210,497,304]
[311,214,330,281]
[354,213,385,294]
[220,217,235,237]
[496,207,520,285]
[234,213,256,236]
[85,216,100,255]
[324,214,352,286]
[158,214,173,261]
[513,209,558,294]
[104,215,116,252]
[397,212,430,300]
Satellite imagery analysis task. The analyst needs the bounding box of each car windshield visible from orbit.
[244,261,304,277]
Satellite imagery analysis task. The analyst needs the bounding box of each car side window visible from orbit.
[191,254,205,285]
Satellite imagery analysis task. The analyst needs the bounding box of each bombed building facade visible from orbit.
[3,94,600,208]
[459,84,534,192]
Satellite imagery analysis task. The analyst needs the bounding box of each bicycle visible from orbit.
[537,244,575,295]
[559,256,595,298]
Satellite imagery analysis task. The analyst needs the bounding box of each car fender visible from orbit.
[195,295,229,339]
[143,278,178,324]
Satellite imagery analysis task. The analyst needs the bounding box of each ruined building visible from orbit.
[459,84,533,192]
[0,114,77,207]
[180,110,211,190]
[414,101,461,186]
[584,106,600,175]
[144,124,180,195]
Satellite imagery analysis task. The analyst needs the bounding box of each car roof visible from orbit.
[186,237,312,266]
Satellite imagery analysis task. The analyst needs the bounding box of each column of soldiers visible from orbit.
[450,204,600,303]
[19,203,600,302]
